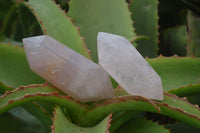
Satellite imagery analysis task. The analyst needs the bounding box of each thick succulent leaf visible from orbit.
[1,84,200,129]
[0,82,13,94]
[79,96,159,126]
[80,92,200,130]
[68,0,136,62]
[20,0,91,59]
[55,0,70,11]
[0,43,59,121]
[129,0,159,57]
[115,118,170,133]
[155,92,200,129]
[160,26,187,56]
[147,56,200,91]
[51,106,112,133]
[0,82,52,127]
[169,84,200,97]
[187,10,200,57]
[0,84,86,122]
[0,82,53,128]
[0,44,44,88]
[0,84,157,126]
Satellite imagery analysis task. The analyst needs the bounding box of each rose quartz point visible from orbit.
[23,35,113,102]
[97,32,163,100]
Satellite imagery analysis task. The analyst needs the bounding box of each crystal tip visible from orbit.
[23,35,48,48]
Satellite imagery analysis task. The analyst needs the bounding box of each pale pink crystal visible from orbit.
[23,35,113,102]
[98,32,163,100]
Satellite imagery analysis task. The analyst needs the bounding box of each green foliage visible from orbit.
[0,43,44,88]
[1,84,200,130]
[1,0,200,133]
[147,57,200,91]
[68,0,136,62]
[169,84,200,97]
[23,0,91,59]
[130,0,159,58]
[52,106,111,133]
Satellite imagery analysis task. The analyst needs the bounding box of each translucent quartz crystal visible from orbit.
[98,32,163,100]
[23,35,113,102]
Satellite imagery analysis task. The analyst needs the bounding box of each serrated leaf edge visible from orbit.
[155,92,200,121]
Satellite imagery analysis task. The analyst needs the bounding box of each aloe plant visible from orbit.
[1,0,200,132]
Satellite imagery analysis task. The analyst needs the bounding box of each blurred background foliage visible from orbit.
[1,0,200,58]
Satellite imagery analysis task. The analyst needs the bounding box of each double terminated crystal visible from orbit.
[23,35,113,102]
[23,32,163,102]
[98,32,163,100]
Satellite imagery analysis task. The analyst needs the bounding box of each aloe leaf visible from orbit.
[147,56,200,91]
[1,84,200,129]
[68,0,136,62]
[51,106,112,133]
[0,82,52,127]
[115,118,170,133]
[0,82,53,127]
[79,95,159,126]
[20,0,91,59]
[187,10,200,57]
[129,0,159,57]
[155,92,200,129]
[160,26,187,56]
[169,84,200,97]
[0,84,86,122]
[0,82,13,94]
[0,84,155,126]
[55,0,69,11]
[0,44,44,88]
[79,93,200,130]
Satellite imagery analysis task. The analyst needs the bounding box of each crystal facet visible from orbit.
[97,32,163,100]
[23,35,113,102]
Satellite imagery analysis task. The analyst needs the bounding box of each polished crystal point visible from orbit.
[98,32,163,100]
[23,35,113,102]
